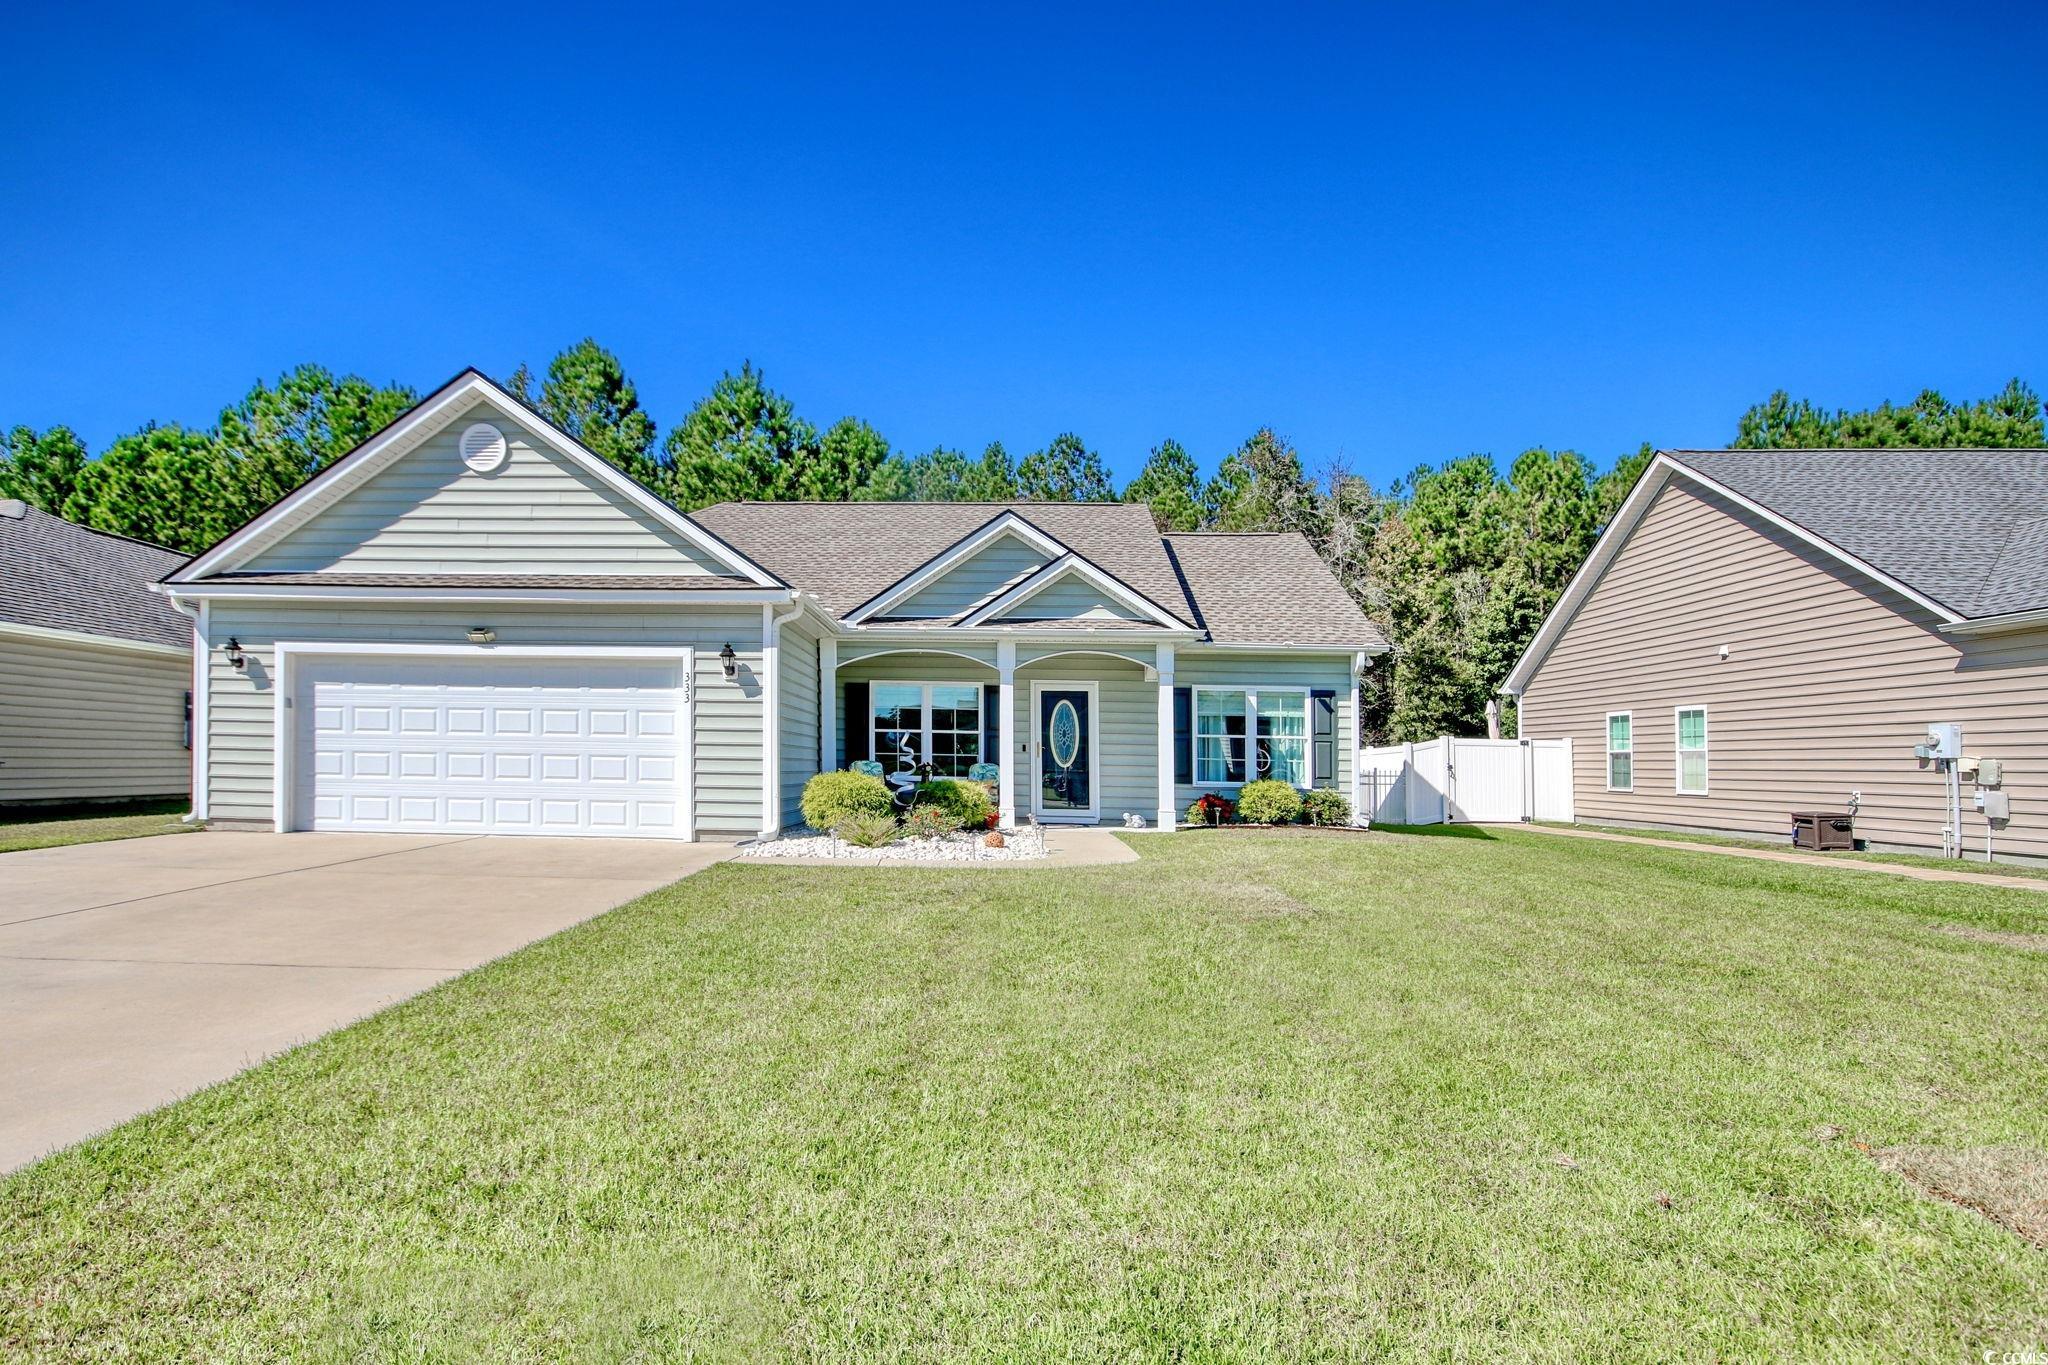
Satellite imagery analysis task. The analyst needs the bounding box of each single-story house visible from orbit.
[1505,448,2048,861]
[1,499,192,806]
[157,369,1385,839]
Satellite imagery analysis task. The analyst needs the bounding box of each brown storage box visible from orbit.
[1790,811,1855,851]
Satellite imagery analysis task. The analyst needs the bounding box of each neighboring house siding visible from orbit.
[0,632,190,803]
[777,616,821,830]
[995,574,1143,622]
[1172,650,1354,813]
[1521,479,2048,859]
[201,603,765,836]
[885,537,1047,619]
[243,403,737,577]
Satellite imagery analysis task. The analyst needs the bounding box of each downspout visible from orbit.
[760,595,806,838]
[162,590,209,823]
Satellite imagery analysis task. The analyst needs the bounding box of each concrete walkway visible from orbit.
[1509,823,2048,893]
[0,831,730,1172]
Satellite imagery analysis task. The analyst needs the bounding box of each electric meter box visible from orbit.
[1923,723,1963,760]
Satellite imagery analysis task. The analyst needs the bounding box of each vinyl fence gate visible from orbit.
[1356,737,1574,826]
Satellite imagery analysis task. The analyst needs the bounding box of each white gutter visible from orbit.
[0,619,189,660]
[760,596,809,837]
[1939,607,2048,637]
[160,596,209,822]
[155,584,798,606]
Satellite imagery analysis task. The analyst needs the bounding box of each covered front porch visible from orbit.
[824,639,1172,828]
[818,638,1359,830]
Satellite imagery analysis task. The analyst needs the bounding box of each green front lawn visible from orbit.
[4,829,2045,1359]
[1549,819,2048,883]
[0,800,194,855]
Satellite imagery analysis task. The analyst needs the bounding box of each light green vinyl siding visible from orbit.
[777,616,821,830]
[1172,650,1354,812]
[244,402,738,577]
[0,632,190,803]
[1016,655,1155,821]
[884,536,1047,619]
[993,573,1144,622]
[201,602,765,836]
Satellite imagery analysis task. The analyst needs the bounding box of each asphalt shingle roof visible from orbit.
[1165,533,1385,648]
[0,503,188,648]
[1664,449,2048,619]
[690,501,1383,648]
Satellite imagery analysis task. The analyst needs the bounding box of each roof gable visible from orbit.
[855,512,1065,622]
[964,553,1180,627]
[169,371,779,586]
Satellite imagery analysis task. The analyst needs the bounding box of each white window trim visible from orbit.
[1674,705,1709,796]
[1191,685,1312,789]
[1605,710,1634,792]
[869,681,984,776]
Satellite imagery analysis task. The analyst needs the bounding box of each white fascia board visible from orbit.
[168,370,783,588]
[1939,607,2048,636]
[855,623,1201,644]
[159,584,796,606]
[1182,641,1383,656]
[957,552,1187,629]
[0,619,190,659]
[841,511,1070,624]
[1501,454,1964,696]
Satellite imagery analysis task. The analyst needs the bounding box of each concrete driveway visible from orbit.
[0,831,731,1172]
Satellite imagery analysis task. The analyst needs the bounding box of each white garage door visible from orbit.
[290,654,690,838]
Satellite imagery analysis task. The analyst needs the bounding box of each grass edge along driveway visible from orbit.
[0,800,194,855]
[3,827,2044,1361]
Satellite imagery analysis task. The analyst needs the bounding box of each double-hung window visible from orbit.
[871,683,982,777]
[1675,706,1708,794]
[1194,687,1311,787]
[1606,712,1633,791]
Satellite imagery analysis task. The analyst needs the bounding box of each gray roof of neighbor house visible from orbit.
[1665,449,2048,619]
[692,501,1385,648]
[0,502,189,648]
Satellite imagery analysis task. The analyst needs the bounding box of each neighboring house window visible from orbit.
[1606,712,1633,791]
[871,682,982,777]
[1675,707,1708,794]
[1195,687,1312,787]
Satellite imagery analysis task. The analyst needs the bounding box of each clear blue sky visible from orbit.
[4,1,2044,489]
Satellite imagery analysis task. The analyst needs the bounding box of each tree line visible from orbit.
[4,340,2040,742]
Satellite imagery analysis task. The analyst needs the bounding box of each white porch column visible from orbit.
[997,639,1018,828]
[1350,651,1367,826]
[1155,642,1177,831]
[818,635,837,773]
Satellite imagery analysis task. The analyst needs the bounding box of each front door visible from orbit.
[1033,684,1096,822]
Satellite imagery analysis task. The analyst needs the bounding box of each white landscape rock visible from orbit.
[741,823,1050,863]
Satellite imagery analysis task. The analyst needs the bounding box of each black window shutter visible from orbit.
[1310,689,1336,788]
[1173,686,1192,785]
[981,684,1000,766]
[844,681,869,766]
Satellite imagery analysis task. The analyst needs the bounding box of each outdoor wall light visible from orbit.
[224,637,247,671]
[719,642,738,681]
[466,626,497,644]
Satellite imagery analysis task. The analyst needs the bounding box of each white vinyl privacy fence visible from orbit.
[1357,737,1574,826]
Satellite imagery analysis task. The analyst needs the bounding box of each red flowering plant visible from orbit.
[1184,792,1237,827]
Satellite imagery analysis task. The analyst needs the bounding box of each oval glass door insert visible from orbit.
[1049,699,1080,768]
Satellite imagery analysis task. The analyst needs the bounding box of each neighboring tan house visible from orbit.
[0,500,192,806]
[157,369,1384,840]
[1504,448,2048,861]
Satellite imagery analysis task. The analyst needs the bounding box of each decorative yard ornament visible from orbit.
[1122,811,1146,829]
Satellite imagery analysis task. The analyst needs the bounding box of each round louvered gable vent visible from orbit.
[460,422,507,473]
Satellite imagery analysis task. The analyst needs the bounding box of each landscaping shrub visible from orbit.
[1301,788,1351,826]
[915,778,994,828]
[802,770,895,830]
[833,811,900,848]
[903,805,960,839]
[1235,780,1303,825]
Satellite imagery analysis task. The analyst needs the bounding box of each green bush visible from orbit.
[802,770,895,831]
[1235,779,1304,825]
[1301,788,1351,827]
[833,812,900,848]
[915,778,994,828]
[903,805,960,839]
